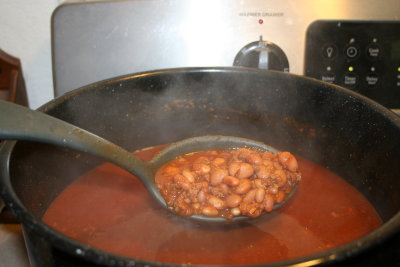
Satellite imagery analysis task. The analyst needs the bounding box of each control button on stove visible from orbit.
[343,72,359,88]
[366,44,381,61]
[345,45,359,60]
[364,73,380,87]
[320,72,336,83]
[321,44,338,60]
[396,72,400,87]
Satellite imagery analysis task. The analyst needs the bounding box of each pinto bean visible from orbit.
[210,169,228,186]
[216,183,229,195]
[264,193,275,212]
[237,148,252,158]
[256,165,272,179]
[212,157,226,166]
[243,189,257,203]
[182,169,195,183]
[235,179,252,194]
[164,166,180,175]
[287,158,299,172]
[237,163,254,179]
[193,163,211,174]
[192,203,200,210]
[202,206,219,217]
[278,151,299,172]
[197,190,207,203]
[225,194,242,208]
[228,162,241,176]
[223,176,240,186]
[255,188,266,203]
[246,153,262,165]
[268,185,279,195]
[208,196,225,209]
[275,191,286,203]
[194,156,209,164]
[231,207,241,216]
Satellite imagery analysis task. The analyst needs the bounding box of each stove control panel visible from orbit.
[305,21,400,108]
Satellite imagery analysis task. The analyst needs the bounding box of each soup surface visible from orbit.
[42,146,382,265]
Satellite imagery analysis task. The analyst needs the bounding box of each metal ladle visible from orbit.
[0,100,295,223]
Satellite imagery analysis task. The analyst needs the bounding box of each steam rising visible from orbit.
[11,69,400,264]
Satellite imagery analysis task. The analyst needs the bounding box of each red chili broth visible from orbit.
[42,146,382,265]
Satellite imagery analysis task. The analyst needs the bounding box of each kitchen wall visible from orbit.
[0,0,62,108]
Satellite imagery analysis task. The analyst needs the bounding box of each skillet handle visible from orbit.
[0,100,156,190]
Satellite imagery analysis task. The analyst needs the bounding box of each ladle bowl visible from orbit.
[0,100,293,223]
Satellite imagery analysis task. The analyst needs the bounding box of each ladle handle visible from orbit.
[0,100,155,187]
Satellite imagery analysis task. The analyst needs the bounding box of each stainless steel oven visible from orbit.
[52,0,400,112]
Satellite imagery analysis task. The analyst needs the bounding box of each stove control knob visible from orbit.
[233,37,289,72]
